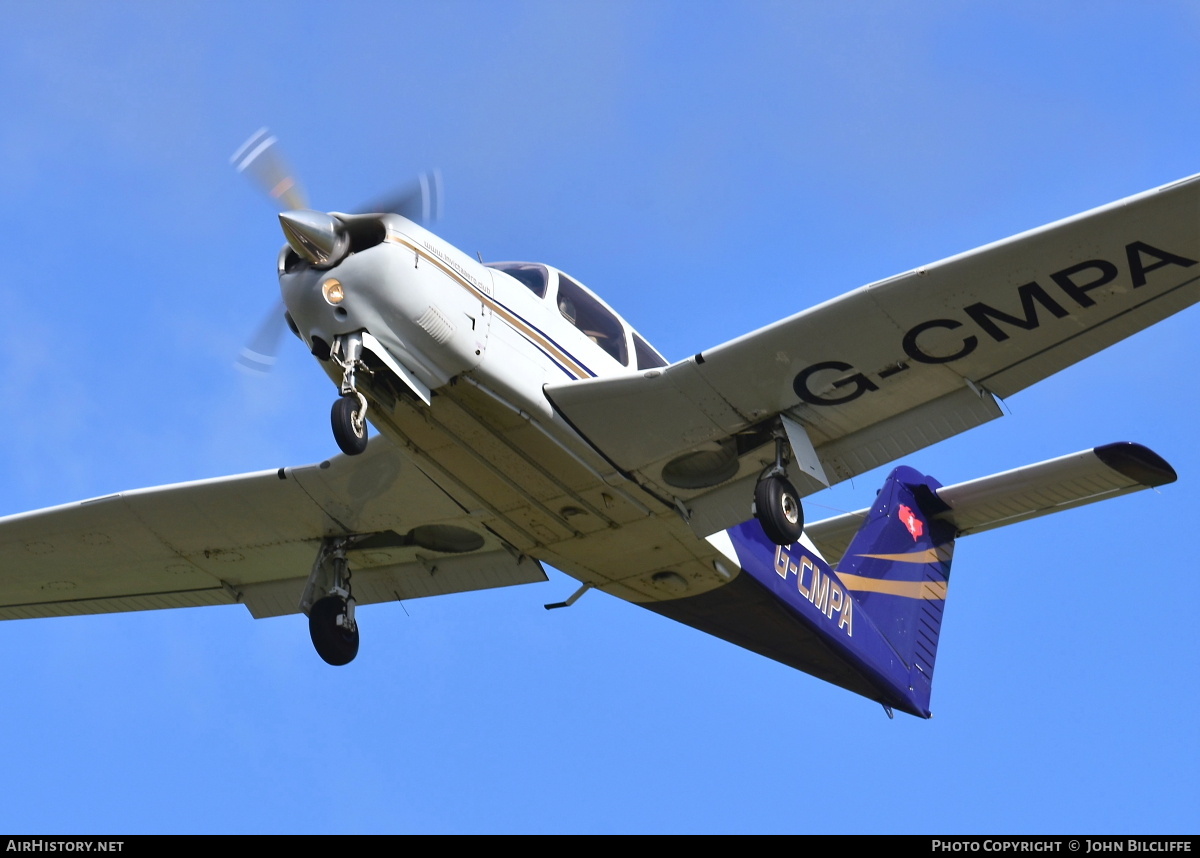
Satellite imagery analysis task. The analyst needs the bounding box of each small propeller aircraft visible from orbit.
[0,129,1195,718]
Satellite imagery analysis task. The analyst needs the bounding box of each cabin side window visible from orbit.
[556,273,629,365]
[486,262,548,298]
[632,333,668,369]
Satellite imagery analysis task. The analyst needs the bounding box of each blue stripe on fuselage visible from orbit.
[488,293,599,380]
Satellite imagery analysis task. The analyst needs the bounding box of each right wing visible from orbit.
[0,438,545,622]
[546,174,1200,536]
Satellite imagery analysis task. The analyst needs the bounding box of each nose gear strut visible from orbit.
[752,431,804,546]
[330,333,369,456]
[301,536,360,665]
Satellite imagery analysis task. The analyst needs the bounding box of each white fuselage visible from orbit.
[283,216,641,410]
[279,214,733,605]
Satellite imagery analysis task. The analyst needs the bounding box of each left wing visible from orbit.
[547,173,1200,535]
[0,438,545,622]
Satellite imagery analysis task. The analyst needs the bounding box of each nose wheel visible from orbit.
[330,334,369,456]
[331,393,368,456]
[753,432,805,546]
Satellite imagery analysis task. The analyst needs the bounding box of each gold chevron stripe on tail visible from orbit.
[836,573,948,601]
[851,546,953,564]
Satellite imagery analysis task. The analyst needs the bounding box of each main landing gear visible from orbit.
[753,433,804,546]
[330,334,369,456]
[301,537,360,665]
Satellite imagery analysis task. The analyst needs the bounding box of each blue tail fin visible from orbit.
[834,465,957,713]
[693,464,961,717]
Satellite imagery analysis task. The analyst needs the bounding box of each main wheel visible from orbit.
[754,475,804,546]
[331,395,368,456]
[308,595,360,666]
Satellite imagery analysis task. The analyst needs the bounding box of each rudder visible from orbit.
[834,465,956,714]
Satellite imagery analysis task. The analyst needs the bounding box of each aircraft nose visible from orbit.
[279,210,349,267]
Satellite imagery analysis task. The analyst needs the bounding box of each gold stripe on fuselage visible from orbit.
[387,234,592,379]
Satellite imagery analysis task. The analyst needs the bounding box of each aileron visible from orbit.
[0,586,236,622]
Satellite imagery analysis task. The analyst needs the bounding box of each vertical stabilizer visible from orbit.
[834,466,956,714]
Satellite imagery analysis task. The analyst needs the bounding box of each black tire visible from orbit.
[308,595,360,666]
[331,395,368,456]
[754,475,804,546]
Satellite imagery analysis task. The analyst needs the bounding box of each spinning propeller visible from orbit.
[232,128,442,372]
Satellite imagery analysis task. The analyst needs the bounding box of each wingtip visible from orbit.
[1094,442,1178,486]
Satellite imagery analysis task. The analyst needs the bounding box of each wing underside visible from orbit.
[546,174,1200,536]
[0,439,545,622]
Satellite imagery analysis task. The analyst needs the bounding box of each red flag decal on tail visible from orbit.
[898,504,924,540]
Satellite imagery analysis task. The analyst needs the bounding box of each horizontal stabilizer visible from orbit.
[806,442,1175,565]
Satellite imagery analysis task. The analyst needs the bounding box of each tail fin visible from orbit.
[834,465,957,714]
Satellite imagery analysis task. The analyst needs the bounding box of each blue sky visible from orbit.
[0,1,1197,834]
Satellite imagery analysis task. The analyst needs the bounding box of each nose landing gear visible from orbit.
[330,333,369,456]
[753,433,804,546]
[331,392,368,456]
[301,536,360,665]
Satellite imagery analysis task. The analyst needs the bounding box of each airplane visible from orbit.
[0,128,1195,719]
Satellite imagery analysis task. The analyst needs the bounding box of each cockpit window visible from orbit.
[633,333,668,369]
[556,273,629,365]
[485,262,548,298]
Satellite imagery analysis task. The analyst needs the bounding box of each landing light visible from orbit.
[322,278,345,305]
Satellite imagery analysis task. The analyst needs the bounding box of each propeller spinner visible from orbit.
[232,128,442,373]
[278,210,349,268]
